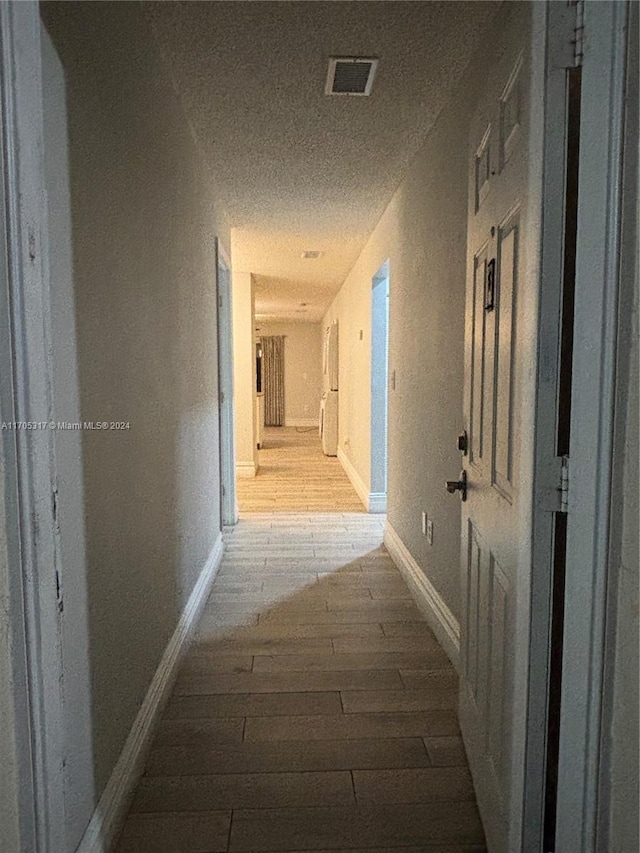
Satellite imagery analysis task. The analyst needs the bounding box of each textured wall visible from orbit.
[257,322,323,425]
[323,63,478,620]
[40,0,227,812]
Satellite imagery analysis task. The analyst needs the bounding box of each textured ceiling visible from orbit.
[145,1,498,320]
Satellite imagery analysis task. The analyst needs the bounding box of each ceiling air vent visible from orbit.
[325,57,378,96]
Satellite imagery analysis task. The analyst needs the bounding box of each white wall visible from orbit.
[41,0,228,822]
[256,322,322,425]
[323,56,478,618]
[232,271,257,475]
[0,451,21,853]
[606,12,638,846]
[608,255,639,852]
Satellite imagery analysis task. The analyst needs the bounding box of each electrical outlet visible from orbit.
[426,519,434,546]
[421,511,427,536]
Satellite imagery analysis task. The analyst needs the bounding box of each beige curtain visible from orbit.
[262,335,285,426]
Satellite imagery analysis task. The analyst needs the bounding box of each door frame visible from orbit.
[0,2,67,850]
[370,260,389,513]
[484,2,631,849]
[518,2,580,847]
[216,239,238,526]
[519,2,631,850]
[555,3,630,850]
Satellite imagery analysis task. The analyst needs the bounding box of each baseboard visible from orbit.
[337,448,386,514]
[77,533,224,853]
[236,461,257,478]
[285,418,319,428]
[368,492,387,513]
[384,521,460,670]
[337,447,369,511]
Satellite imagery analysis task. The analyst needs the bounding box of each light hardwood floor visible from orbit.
[236,427,365,514]
[116,512,486,852]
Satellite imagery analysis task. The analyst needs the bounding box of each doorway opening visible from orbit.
[370,261,390,513]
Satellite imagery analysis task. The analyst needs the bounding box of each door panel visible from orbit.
[464,522,482,701]
[493,214,519,497]
[470,246,492,471]
[487,554,510,791]
[458,5,531,851]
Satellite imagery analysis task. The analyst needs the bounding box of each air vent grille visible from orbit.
[325,58,378,96]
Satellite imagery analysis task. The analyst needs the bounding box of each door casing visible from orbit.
[555,3,630,850]
[216,239,238,527]
[0,2,67,850]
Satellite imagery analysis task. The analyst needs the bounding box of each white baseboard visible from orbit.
[236,461,257,478]
[337,448,386,514]
[285,418,319,428]
[77,533,224,853]
[337,447,369,510]
[384,521,460,670]
[368,492,387,513]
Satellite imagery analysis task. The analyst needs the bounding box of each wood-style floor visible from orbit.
[116,509,486,851]
[236,427,365,513]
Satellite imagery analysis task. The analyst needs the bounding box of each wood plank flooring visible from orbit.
[236,427,365,513]
[116,514,486,852]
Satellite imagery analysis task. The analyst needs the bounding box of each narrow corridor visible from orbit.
[117,512,485,852]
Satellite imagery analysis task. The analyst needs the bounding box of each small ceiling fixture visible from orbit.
[301,250,323,259]
[325,57,378,96]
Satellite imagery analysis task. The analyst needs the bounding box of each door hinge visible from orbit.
[551,1,584,68]
[559,455,570,513]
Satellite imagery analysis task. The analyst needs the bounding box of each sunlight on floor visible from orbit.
[116,513,485,852]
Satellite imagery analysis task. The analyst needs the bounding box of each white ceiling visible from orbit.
[146,1,498,321]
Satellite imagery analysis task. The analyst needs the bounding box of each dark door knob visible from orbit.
[446,470,467,501]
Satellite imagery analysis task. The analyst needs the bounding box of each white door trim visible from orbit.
[555,3,629,850]
[519,2,580,846]
[216,240,238,526]
[0,2,66,849]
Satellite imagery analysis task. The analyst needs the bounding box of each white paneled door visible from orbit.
[457,6,531,851]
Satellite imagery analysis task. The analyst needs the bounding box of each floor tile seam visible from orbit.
[138,762,439,780]
[138,769,359,780]
[225,807,234,853]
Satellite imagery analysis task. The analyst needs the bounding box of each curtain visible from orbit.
[262,335,285,426]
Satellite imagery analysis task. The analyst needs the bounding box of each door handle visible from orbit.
[446,470,467,501]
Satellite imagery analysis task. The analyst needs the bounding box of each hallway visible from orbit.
[116,513,485,852]
[237,428,365,514]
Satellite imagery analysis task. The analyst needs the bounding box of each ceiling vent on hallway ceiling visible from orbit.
[325,57,378,96]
